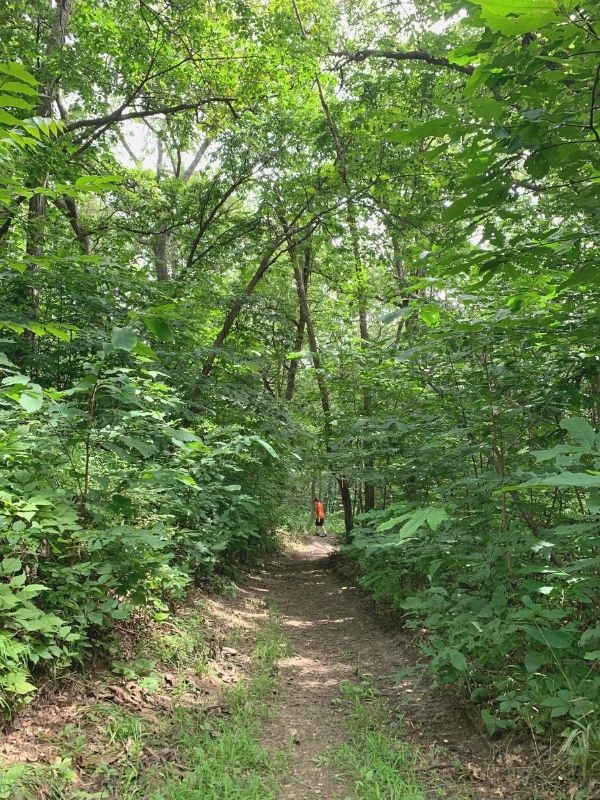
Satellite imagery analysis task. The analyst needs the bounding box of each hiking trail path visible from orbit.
[241,536,511,800]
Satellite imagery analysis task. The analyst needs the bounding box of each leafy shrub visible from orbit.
[0,330,282,715]
[344,418,600,752]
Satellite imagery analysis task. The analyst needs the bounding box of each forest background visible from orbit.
[1,0,599,776]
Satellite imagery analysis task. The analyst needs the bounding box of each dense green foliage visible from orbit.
[1,0,600,772]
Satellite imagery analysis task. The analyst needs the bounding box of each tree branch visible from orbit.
[183,138,212,181]
[330,49,474,75]
[116,129,141,165]
[53,197,91,254]
[184,168,253,272]
[65,97,237,133]
[590,61,600,143]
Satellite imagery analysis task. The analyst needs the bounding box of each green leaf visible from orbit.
[0,80,38,97]
[0,352,17,368]
[523,626,574,649]
[19,385,43,412]
[550,705,570,718]
[386,118,469,145]
[74,174,123,191]
[419,306,440,327]
[0,109,22,126]
[141,316,174,341]
[379,507,431,538]
[0,63,38,86]
[111,327,137,351]
[481,709,506,734]
[448,649,467,671]
[584,650,600,661]
[111,606,132,620]
[426,507,448,531]
[132,341,157,359]
[524,651,546,672]
[442,194,472,222]
[509,473,600,490]
[18,584,49,601]
[254,437,279,459]
[376,512,411,532]
[120,436,157,457]
[45,323,72,342]
[1,557,22,574]
[560,417,596,450]
[0,93,32,109]
[169,428,201,443]
[475,0,562,34]
[2,374,29,386]
[3,673,36,695]
[588,490,600,515]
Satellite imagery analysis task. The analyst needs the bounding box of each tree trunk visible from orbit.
[152,231,169,281]
[338,476,354,541]
[291,246,354,538]
[292,248,333,440]
[22,0,73,372]
[347,201,375,512]
[316,78,374,513]
[285,256,310,401]
[285,315,305,401]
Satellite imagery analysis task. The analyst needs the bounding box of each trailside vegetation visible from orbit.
[1,0,599,776]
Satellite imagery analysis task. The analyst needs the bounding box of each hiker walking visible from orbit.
[314,497,326,535]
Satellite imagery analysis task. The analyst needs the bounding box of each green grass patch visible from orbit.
[139,618,289,800]
[0,607,290,800]
[324,680,445,800]
[0,760,78,800]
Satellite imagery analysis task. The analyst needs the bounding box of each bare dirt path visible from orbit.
[239,536,479,799]
[240,536,553,800]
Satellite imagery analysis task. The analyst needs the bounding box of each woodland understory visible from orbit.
[1,0,600,793]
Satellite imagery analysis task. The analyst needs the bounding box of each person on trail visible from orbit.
[314,497,326,535]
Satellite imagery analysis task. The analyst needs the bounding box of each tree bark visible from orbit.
[291,247,333,441]
[285,256,310,401]
[285,314,306,401]
[315,78,374,512]
[338,476,354,540]
[152,232,169,280]
[53,197,91,255]
[330,49,474,75]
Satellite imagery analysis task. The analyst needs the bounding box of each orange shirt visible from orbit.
[314,501,325,521]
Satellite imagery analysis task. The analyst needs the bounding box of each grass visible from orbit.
[323,679,445,800]
[138,618,289,800]
[0,760,78,800]
[141,608,208,670]
[0,603,289,800]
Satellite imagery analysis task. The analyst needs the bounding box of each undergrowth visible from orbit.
[342,419,600,779]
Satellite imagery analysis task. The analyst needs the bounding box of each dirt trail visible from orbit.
[241,536,490,800]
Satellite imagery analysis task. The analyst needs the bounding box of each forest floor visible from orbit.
[0,536,580,799]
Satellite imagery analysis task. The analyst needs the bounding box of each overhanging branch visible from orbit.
[330,49,474,75]
[66,97,238,133]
